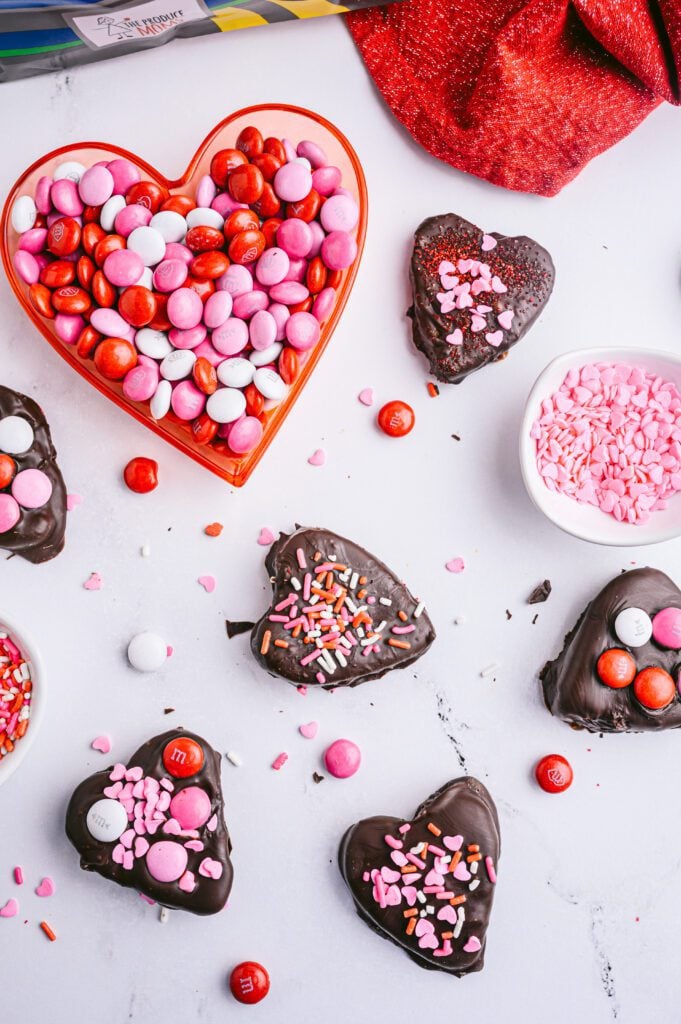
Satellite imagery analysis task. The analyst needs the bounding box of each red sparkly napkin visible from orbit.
[347,0,681,196]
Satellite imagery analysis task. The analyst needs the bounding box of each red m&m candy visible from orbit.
[633,666,676,710]
[535,754,573,794]
[596,648,636,689]
[123,457,158,494]
[0,454,16,489]
[162,736,204,778]
[377,400,415,438]
[229,962,270,1005]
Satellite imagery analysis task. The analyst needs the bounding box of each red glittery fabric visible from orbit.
[347,0,681,195]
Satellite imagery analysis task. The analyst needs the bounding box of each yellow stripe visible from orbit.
[267,0,349,18]
[211,8,269,30]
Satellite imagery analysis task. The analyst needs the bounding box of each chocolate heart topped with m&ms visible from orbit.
[339,777,500,976]
[0,385,66,563]
[542,568,681,732]
[2,106,366,487]
[250,526,436,689]
[66,729,233,914]
[408,213,554,384]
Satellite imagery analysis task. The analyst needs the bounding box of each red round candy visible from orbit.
[225,209,260,240]
[0,454,16,489]
[286,190,321,222]
[236,125,265,159]
[161,194,195,217]
[229,962,270,1005]
[29,283,55,319]
[52,286,91,315]
[77,255,96,291]
[210,148,247,188]
[118,285,157,328]
[150,292,171,331]
[191,413,219,445]
[190,251,229,280]
[279,347,298,385]
[263,137,286,163]
[83,205,101,224]
[596,648,637,689]
[251,152,282,182]
[306,256,327,294]
[94,234,125,267]
[184,276,215,303]
[126,180,168,213]
[535,754,573,794]
[228,164,265,205]
[228,229,265,265]
[192,357,218,395]
[244,383,264,418]
[185,225,225,254]
[47,217,81,257]
[377,400,415,438]
[162,736,204,778]
[77,325,101,359]
[94,338,137,380]
[252,183,281,220]
[82,222,106,256]
[92,270,117,308]
[261,217,283,249]
[123,456,158,494]
[40,260,75,289]
[633,666,676,710]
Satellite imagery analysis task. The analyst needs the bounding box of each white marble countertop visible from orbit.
[1,15,681,1023]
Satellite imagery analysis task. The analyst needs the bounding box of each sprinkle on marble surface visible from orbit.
[141,544,151,557]
[258,527,275,546]
[91,734,111,754]
[66,494,82,511]
[445,558,465,574]
[226,751,242,767]
[308,448,326,467]
[204,523,223,537]
[358,388,375,406]
[198,575,216,593]
[272,752,289,771]
[83,572,103,591]
[480,662,500,678]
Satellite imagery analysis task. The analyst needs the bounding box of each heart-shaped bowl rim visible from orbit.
[0,612,46,788]
[1,103,368,487]
[519,346,681,546]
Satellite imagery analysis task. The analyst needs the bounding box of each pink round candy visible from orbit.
[13,250,39,285]
[18,228,48,254]
[255,247,290,287]
[652,607,681,649]
[306,221,325,260]
[274,162,312,203]
[145,841,188,883]
[11,469,52,510]
[90,307,133,339]
[268,303,290,341]
[169,786,211,830]
[284,258,307,284]
[54,313,85,345]
[270,281,308,305]
[107,158,141,196]
[282,138,297,162]
[216,264,252,298]
[203,290,233,329]
[103,249,144,288]
[153,259,188,293]
[123,364,158,402]
[296,140,328,168]
[312,165,342,197]
[196,174,217,209]
[249,309,277,351]
[321,231,357,271]
[51,178,83,217]
[115,204,151,238]
[313,287,336,323]
[228,416,263,454]
[277,218,312,259]
[320,194,359,233]
[232,292,268,321]
[164,242,193,265]
[167,288,203,330]
[193,340,226,367]
[211,192,247,218]
[286,311,320,352]
[171,380,206,420]
[324,738,361,779]
[169,325,206,350]
[78,165,114,207]
[35,176,53,216]
[0,494,20,533]
[212,318,248,356]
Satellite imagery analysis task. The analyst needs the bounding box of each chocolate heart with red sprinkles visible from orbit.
[339,777,500,976]
[408,213,555,384]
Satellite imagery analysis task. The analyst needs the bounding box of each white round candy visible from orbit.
[86,798,128,843]
[614,607,652,648]
[253,367,287,401]
[53,160,86,183]
[11,195,37,234]
[136,328,172,359]
[150,379,172,420]
[217,357,255,389]
[206,387,246,424]
[127,631,167,672]
[150,210,187,244]
[160,349,196,381]
[249,342,282,367]
[127,226,166,267]
[0,415,34,454]
[186,207,224,231]
[100,194,126,233]
[135,267,154,291]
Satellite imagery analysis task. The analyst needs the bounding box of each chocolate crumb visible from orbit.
[225,620,255,639]
[312,772,324,784]
[163,708,175,715]
[528,580,551,604]
[532,613,539,625]
[505,609,512,620]
[451,434,461,441]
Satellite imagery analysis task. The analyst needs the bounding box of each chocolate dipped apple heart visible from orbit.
[250,526,436,689]
[0,384,66,563]
[339,777,500,976]
[66,729,233,914]
[408,213,555,384]
[541,568,681,732]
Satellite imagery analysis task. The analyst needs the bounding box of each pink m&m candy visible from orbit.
[107,158,141,196]
[255,247,289,286]
[652,607,681,649]
[321,231,358,271]
[277,218,312,259]
[0,493,20,533]
[78,165,114,207]
[153,259,188,293]
[169,786,212,830]
[51,178,83,218]
[167,288,203,330]
[324,738,361,779]
[270,281,308,305]
[312,165,342,196]
[212,318,248,356]
[203,290,232,329]
[103,249,144,288]
[216,263,253,298]
[13,250,39,285]
[11,468,53,509]
[249,310,277,351]
[54,313,85,345]
[296,140,328,168]
[232,291,268,321]
[228,416,263,453]
[123,364,158,403]
[274,162,312,203]
[320,194,359,233]
[286,312,320,352]
[145,841,188,883]
[312,287,336,323]
[115,203,152,238]
[171,380,206,420]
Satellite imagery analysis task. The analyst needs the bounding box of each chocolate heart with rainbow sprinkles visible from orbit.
[339,777,500,976]
[66,729,233,914]
[542,567,681,733]
[408,213,555,384]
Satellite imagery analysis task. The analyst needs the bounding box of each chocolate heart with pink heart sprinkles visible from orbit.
[339,777,500,976]
[408,213,555,384]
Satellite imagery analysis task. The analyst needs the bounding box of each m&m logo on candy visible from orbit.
[162,736,204,778]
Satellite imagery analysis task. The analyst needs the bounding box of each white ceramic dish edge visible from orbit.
[0,613,46,787]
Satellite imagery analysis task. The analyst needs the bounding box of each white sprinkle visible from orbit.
[379,597,392,607]
[226,751,242,767]
[13,669,22,684]
[413,601,425,618]
[454,616,465,625]
[426,904,435,915]
[336,650,347,668]
[338,570,350,583]
[310,594,320,605]
[290,577,301,591]
[375,621,387,632]
[159,907,170,924]
[469,879,480,891]
[480,662,500,678]
[360,637,376,647]
[350,572,359,590]
[339,635,353,650]
[419,908,427,917]
[20,662,30,680]
[141,544,151,558]
[345,598,358,614]
[471,861,478,875]
[453,908,465,938]
[417,891,426,904]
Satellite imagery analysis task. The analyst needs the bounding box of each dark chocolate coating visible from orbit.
[0,385,66,562]
[339,777,500,977]
[408,213,555,384]
[66,729,233,914]
[541,568,681,733]
[250,527,436,689]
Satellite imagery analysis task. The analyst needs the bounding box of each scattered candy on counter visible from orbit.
[39,921,57,942]
[445,558,465,574]
[91,734,112,754]
[531,363,681,525]
[377,400,415,438]
[299,721,319,739]
[528,580,551,604]
[83,571,103,590]
[534,754,573,794]
[271,752,289,771]
[127,631,168,672]
[35,877,54,898]
[226,751,242,767]
[198,575,217,593]
[324,738,361,778]
[204,522,223,537]
[358,387,375,406]
[10,126,361,460]
[257,527,275,545]
[307,447,326,466]
[0,899,18,918]
[13,866,23,885]
[0,630,33,764]
[123,457,158,494]
[229,961,270,1004]
[66,493,82,511]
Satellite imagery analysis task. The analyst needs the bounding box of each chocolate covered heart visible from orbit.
[0,385,66,563]
[339,777,500,976]
[250,526,436,689]
[66,729,233,914]
[542,568,681,732]
[408,213,555,384]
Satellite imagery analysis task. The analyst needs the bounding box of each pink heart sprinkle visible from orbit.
[418,933,439,951]
[126,767,143,783]
[112,844,125,865]
[445,558,465,574]
[425,869,444,887]
[438,260,455,275]
[272,752,288,771]
[497,309,514,330]
[440,273,459,290]
[122,851,134,871]
[443,835,463,851]
[198,857,223,880]
[386,884,401,906]
[134,837,149,859]
[358,387,375,407]
[66,493,82,511]
[453,861,471,882]
[198,575,216,593]
[464,935,482,953]
[206,814,218,832]
[83,572,103,591]
[390,850,408,867]
[109,763,126,781]
[308,448,326,467]
[470,314,486,333]
[402,885,418,906]
[481,234,497,252]
[91,734,111,755]
[485,330,504,347]
[162,818,182,835]
[184,839,204,852]
[258,527,275,546]
[35,876,54,901]
[299,721,318,739]
[0,898,18,918]
[415,918,435,937]
[437,905,458,924]
[103,783,122,799]
[381,867,401,885]
[120,829,135,849]
[178,870,196,894]
[446,328,463,346]
[491,276,507,294]
[146,820,161,836]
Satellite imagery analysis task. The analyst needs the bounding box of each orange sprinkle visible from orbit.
[359,576,367,585]
[401,864,417,873]
[274,639,289,649]
[427,382,440,398]
[333,589,347,613]
[204,522,223,537]
[4,739,13,753]
[313,551,321,562]
[406,918,417,936]
[441,931,453,939]
[397,610,408,622]
[449,851,462,872]
[292,624,302,638]
[467,853,482,863]
[40,921,56,942]
[403,908,418,918]
[16,720,28,738]
[260,630,272,656]
[325,571,333,589]
[388,639,411,650]
[449,895,466,906]
[427,823,442,837]
[356,588,367,600]
[468,844,480,853]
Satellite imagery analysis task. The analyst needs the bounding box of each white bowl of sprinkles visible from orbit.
[0,614,45,787]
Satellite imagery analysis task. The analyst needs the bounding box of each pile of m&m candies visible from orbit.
[0,414,53,532]
[10,125,360,456]
[595,604,681,710]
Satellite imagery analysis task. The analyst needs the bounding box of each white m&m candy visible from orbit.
[127,226,166,267]
[127,631,167,672]
[53,160,86,183]
[217,358,254,389]
[253,367,287,402]
[0,416,34,454]
[11,195,37,234]
[614,607,652,648]
[206,387,246,424]
[86,798,128,842]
